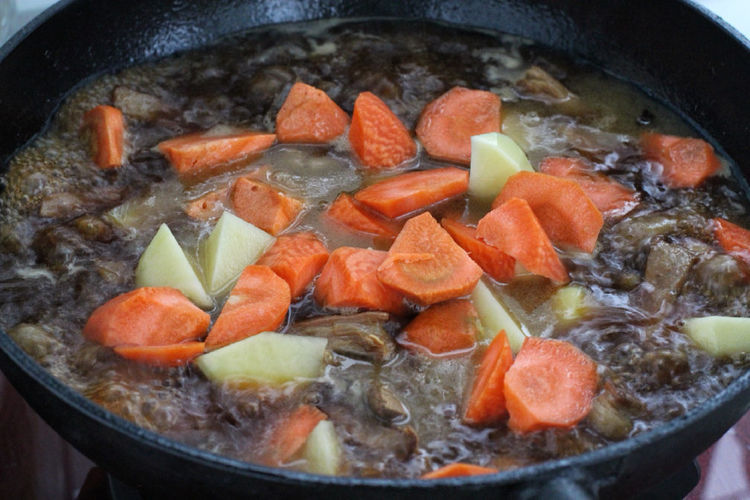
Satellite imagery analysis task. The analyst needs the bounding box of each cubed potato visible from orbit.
[471,279,526,353]
[302,420,342,475]
[682,316,750,357]
[468,132,533,202]
[551,285,588,323]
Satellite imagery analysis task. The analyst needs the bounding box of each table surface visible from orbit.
[1,0,749,498]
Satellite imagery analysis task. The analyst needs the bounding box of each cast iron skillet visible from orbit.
[1,0,749,497]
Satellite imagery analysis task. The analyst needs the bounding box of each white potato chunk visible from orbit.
[302,420,342,475]
[468,132,533,202]
[551,285,588,323]
[682,316,750,357]
[470,279,526,353]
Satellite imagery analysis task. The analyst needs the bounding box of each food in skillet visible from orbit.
[1,20,749,478]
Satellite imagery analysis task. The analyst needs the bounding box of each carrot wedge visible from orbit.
[713,217,750,273]
[422,463,498,479]
[504,337,598,433]
[276,82,349,143]
[83,287,210,347]
[205,265,291,349]
[314,247,406,315]
[348,91,416,168]
[477,198,569,283]
[256,232,330,299]
[261,405,328,466]
[83,105,125,168]
[641,132,721,188]
[354,167,469,218]
[113,342,205,367]
[326,193,399,239]
[492,171,603,253]
[538,157,638,217]
[400,300,480,356]
[440,218,515,283]
[230,178,302,235]
[378,212,483,305]
[157,131,276,181]
[463,330,514,425]
[416,87,501,165]
[185,187,230,221]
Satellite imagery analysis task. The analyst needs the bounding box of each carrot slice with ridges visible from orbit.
[378,212,483,305]
[326,193,399,239]
[492,171,603,253]
[348,91,416,168]
[83,287,210,347]
[416,87,501,165]
[113,342,205,367]
[261,405,328,466]
[504,337,598,433]
[463,330,513,425]
[477,198,569,283]
[400,299,480,356]
[315,246,406,315]
[83,105,125,169]
[641,132,721,188]
[276,82,349,143]
[421,463,498,479]
[354,167,469,218]
[256,232,330,299]
[205,265,291,349]
[230,178,302,235]
[441,218,515,283]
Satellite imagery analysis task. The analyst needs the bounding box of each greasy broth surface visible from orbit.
[1,20,749,477]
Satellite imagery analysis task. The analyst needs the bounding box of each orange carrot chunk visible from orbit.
[230,178,302,235]
[83,105,125,169]
[492,171,603,253]
[538,157,638,216]
[477,198,569,283]
[713,217,750,271]
[463,330,514,425]
[256,232,330,299]
[378,212,483,305]
[641,132,721,188]
[441,218,515,283]
[205,266,291,349]
[314,247,406,315]
[326,193,399,239]
[348,91,416,168]
[399,299,480,356]
[185,187,230,221]
[354,167,469,218]
[421,463,498,479]
[416,87,501,165]
[83,287,210,347]
[276,82,349,143]
[113,342,205,367]
[157,131,276,181]
[504,337,598,433]
[261,405,328,466]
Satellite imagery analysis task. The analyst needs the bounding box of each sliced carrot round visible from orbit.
[463,330,513,425]
[400,299,480,356]
[441,218,515,283]
[276,82,349,143]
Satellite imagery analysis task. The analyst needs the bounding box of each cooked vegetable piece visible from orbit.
[157,130,276,180]
[83,287,210,347]
[367,381,409,423]
[440,218,515,283]
[415,87,501,165]
[112,86,170,120]
[463,330,513,425]
[470,280,526,353]
[195,332,327,384]
[377,212,483,305]
[348,91,416,168]
[262,405,328,466]
[230,178,302,235]
[682,316,750,356]
[315,247,406,315]
[113,342,205,367]
[134,224,212,308]
[201,211,274,295]
[538,157,638,216]
[83,105,125,168]
[326,193,398,239]
[205,265,291,349]
[256,232,329,299]
[468,132,533,202]
[184,187,230,221]
[504,337,598,433]
[302,420,342,475]
[551,285,588,323]
[400,299,480,356]
[477,198,569,283]
[713,217,750,271]
[421,463,498,479]
[641,133,721,188]
[354,167,469,218]
[276,82,349,143]
[492,171,603,252]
